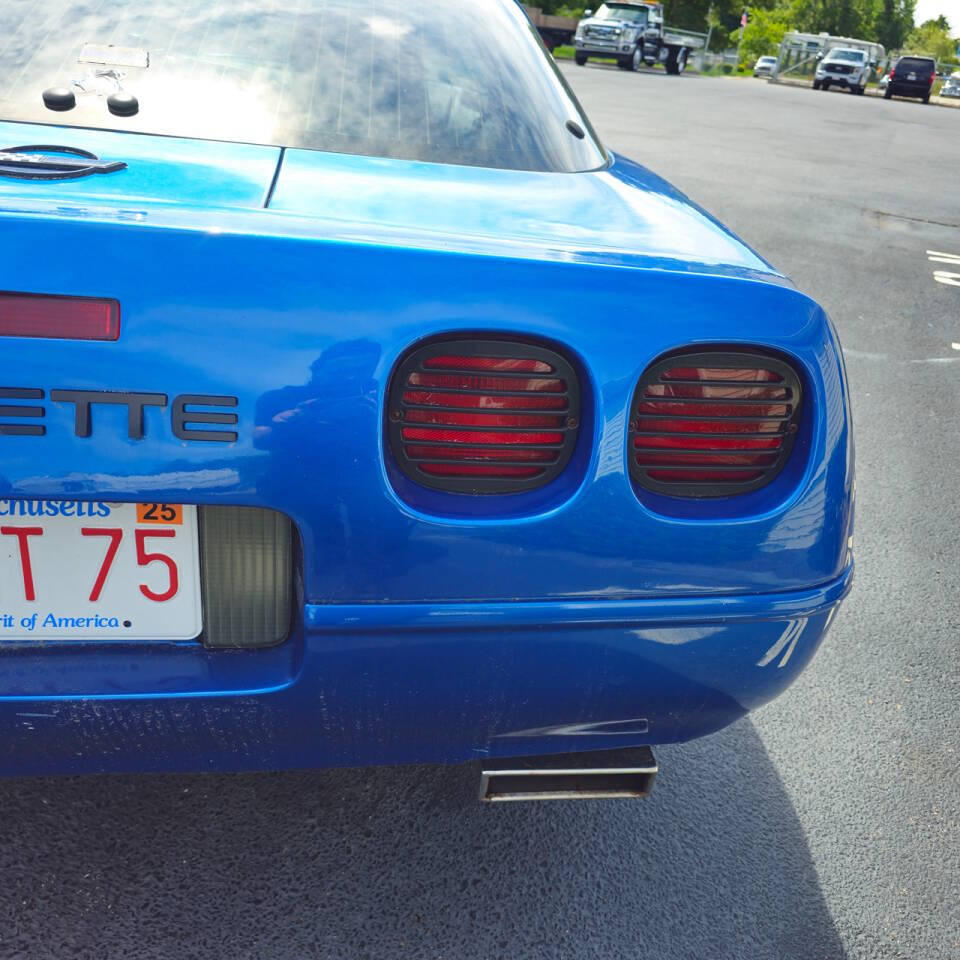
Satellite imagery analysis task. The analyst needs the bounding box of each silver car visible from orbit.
[753,56,777,77]
[942,72,960,98]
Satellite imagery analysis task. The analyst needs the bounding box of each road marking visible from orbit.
[924,251,960,287]
[927,249,960,264]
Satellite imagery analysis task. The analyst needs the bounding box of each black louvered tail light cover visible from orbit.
[387,338,581,494]
[629,351,803,498]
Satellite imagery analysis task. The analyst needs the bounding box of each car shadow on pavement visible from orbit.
[1,718,843,960]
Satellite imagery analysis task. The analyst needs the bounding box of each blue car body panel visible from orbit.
[0,121,854,775]
[0,121,280,208]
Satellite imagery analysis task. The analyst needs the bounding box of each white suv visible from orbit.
[813,47,871,94]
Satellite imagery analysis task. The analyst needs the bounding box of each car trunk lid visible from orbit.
[0,121,280,209]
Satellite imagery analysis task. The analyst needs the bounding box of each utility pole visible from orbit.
[703,4,714,71]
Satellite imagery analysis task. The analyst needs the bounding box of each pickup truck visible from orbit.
[523,5,579,51]
[572,1,704,74]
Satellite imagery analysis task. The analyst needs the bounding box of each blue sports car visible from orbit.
[0,0,852,796]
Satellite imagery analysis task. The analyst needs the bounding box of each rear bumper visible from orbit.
[0,564,852,776]
[889,81,931,97]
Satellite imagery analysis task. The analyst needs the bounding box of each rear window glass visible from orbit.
[0,0,605,173]
[897,57,935,72]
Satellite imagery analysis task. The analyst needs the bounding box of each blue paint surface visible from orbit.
[0,121,280,208]
[0,121,853,775]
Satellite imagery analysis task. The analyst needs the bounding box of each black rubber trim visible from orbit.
[387,336,581,495]
[0,145,126,180]
[628,349,803,499]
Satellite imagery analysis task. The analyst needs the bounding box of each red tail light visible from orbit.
[629,351,802,498]
[889,68,895,78]
[388,338,581,493]
[0,292,120,341]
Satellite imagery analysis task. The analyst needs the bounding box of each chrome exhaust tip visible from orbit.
[479,746,657,803]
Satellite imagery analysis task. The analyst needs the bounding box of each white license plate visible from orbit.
[907,72,916,80]
[0,501,201,642]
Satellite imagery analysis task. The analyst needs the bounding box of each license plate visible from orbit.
[0,501,201,642]
[907,72,916,80]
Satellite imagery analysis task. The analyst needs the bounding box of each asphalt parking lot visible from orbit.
[3,69,959,960]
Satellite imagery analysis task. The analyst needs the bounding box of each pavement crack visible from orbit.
[865,209,960,230]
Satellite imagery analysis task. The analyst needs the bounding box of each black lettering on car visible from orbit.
[172,394,239,443]
[0,387,238,442]
[0,387,45,436]
[51,389,167,439]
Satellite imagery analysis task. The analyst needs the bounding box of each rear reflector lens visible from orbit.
[402,427,564,445]
[404,445,557,462]
[629,350,803,498]
[661,366,781,382]
[404,409,565,428]
[388,338,581,494]
[402,390,567,410]
[423,355,552,373]
[407,372,566,392]
[0,292,120,341]
[647,468,765,483]
[418,463,542,478]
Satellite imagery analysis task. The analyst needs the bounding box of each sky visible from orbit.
[912,0,956,30]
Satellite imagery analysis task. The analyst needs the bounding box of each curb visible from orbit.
[768,75,960,109]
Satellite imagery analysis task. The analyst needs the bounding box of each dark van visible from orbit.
[884,55,937,102]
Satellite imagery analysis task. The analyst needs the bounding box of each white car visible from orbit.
[813,47,871,94]
[753,56,777,77]
[941,72,960,98]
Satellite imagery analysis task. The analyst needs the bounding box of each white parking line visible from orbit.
[926,251,960,287]
[927,250,960,264]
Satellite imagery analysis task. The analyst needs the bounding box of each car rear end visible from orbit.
[888,56,937,100]
[0,0,853,779]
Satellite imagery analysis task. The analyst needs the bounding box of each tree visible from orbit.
[902,18,958,60]
[789,0,877,38]
[873,0,917,51]
[731,5,795,62]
